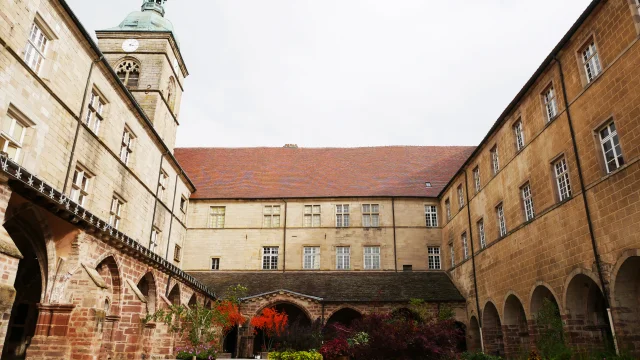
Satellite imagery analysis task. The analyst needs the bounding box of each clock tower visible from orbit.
[96,0,187,152]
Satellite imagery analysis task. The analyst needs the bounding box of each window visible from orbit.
[462,232,469,260]
[262,247,279,270]
[211,258,220,270]
[477,219,486,249]
[109,197,124,230]
[513,120,525,151]
[599,121,624,173]
[85,91,105,134]
[263,205,281,228]
[303,246,320,270]
[363,246,381,270]
[336,246,351,270]
[449,244,455,267]
[473,166,481,193]
[120,127,135,165]
[304,205,321,227]
[116,59,140,88]
[158,170,168,200]
[180,196,188,212]
[543,86,558,122]
[362,204,380,227]
[70,167,91,206]
[445,199,451,221]
[24,23,49,74]
[336,204,350,227]
[457,185,465,209]
[582,41,602,83]
[491,146,500,175]
[496,203,506,238]
[554,157,572,201]
[174,244,181,262]
[0,111,28,162]
[425,205,438,227]
[150,228,160,253]
[403,265,413,272]
[428,247,441,270]
[521,182,535,221]
[209,207,226,228]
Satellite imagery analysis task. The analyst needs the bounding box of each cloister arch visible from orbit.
[611,252,640,354]
[188,293,198,307]
[467,316,482,352]
[503,294,529,356]
[564,273,612,351]
[530,284,560,316]
[95,256,122,359]
[137,272,157,314]
[253,301,312,356]
[482,301,504,357]
[326,307,362,327]
[167,283,181,306]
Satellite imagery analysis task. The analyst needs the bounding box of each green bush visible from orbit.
[461,352,502,360]
[268,350,322,360]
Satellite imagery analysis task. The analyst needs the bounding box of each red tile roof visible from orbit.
[175,146,475,199]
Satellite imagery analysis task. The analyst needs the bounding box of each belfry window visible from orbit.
[116,59,140,88]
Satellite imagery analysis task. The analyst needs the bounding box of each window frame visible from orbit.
[424,205,438,228]
[209,206,226,228]
[262,246,279,270]
[477,219,486,249]
[1,108,32,163]
[85,90,106,135]
[457,185,465,209]
[445,199,451,221]
[427,247,441,270]
[543,86,558,123]
[491,145,500,175]
[180,196,188,213]
[303,205,321,227]
[302,246,321,270]
[158,169,169,201]
[263,205,281,228]
[363,246,381,270]
[496,203,507,238]
[449,243,455,267]
[150,227,161,253]
[598,121,624,174]
[581,40,602,84]
[336,246,351,270]
[362,204,380,228]
[109,196,125,230]
[70,165,92,207]
[521,182,535,222]
[553,157,572,202]
[513,119,525,151]
[116,58,141,88]
[473,166,481,193]
[335,204,350,228]
[211,257,220,270]
[461,232,469,260]
[119,126,135,165]
[24,22,50,75]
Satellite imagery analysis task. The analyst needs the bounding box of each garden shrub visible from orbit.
[274,318,323,351]
[268,350,323,360]
[460,351,502,360]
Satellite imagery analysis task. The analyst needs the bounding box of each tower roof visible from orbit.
[104,0,179,46]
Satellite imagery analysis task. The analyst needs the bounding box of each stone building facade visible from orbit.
[0,0,639,359]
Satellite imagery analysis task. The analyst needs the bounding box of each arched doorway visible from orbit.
[1,207,49,360]
[503,295,529,357]
[95,256,122,359]
[530,285,563,356]
[253,302,312,355]
[612,255,640,355]
[326,308,362,327]
[482,302,504,357]
[467,316,482,352]
[137,272,157,314]
[565,274,612,352]
[167,284,181,306]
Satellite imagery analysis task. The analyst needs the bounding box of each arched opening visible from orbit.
[116,58,140,88]
[455,321,468,353]
[326,308,362,327]
[565,274,612,352]
[95,256,122,359]
[188,294,197,308]
[167,284,181,306]
[390,307,421,323]
[530,285,563,357]
[137,272,157,314]
[482,302,504,357]
[253,302,312,355]
[167,77,176,112]
[503,295,529,357]
[467,316,482,352]
[613,256,640,354]
[223,325,239,357]
[531,285,559,316]
[1,207,49,360]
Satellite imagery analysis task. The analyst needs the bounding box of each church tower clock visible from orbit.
[96,0,187,152]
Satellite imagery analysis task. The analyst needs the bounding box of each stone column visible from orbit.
[26,303,75,359]
[0,175,23,356]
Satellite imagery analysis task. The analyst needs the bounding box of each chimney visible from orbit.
[283,144,298,148]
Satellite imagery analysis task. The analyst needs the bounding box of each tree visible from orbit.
[251,307,289,352]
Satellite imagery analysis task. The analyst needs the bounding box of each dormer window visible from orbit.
[116,59,140,88]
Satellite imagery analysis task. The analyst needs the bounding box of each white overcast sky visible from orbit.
[67,0,592,148]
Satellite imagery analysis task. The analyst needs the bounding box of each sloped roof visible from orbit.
[175,146,475,199]
[188,272,465,302]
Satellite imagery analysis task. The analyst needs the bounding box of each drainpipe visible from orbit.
[392,197,398,272]
[555,57,618,354]
[165,174,180,260]
[464,169,484,353]
[63,56,103,193]
[149,153,166,249]
[282,199,288,273]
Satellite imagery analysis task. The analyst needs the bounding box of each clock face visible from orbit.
[122,39,139,52]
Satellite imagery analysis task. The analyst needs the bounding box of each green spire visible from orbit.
[141,0,168,17]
